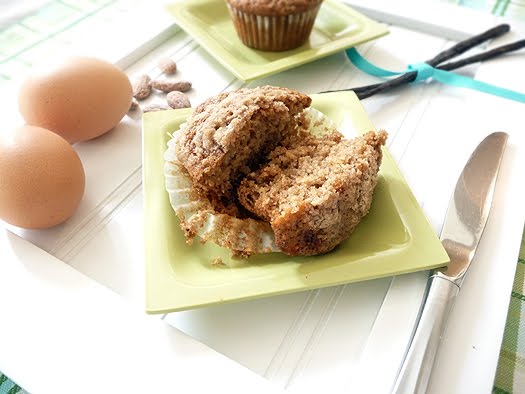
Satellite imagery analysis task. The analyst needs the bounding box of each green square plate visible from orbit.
[143,91,449,314]
[165,0,389,82]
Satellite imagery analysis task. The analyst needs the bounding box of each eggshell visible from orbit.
[0,125,85,229]
[18,57,132,144]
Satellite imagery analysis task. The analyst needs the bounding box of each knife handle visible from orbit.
[391,272,460,394]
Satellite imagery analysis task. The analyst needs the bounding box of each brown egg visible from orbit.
[0,125,85,229]
[18,56,132,144]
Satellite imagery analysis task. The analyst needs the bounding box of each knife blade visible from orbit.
[392,131,508,394]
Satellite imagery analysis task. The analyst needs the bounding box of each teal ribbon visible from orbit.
[346,47,525,103]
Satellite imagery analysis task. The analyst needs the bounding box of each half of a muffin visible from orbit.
[175,86,312,203]
[237,130,387,256]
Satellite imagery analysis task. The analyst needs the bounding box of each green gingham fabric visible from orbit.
[494,230,525,394]
[0,1,524,393]
[0,374,27,394]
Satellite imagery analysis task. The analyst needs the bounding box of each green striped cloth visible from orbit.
[0,374,27,394]
[494,230,525,394]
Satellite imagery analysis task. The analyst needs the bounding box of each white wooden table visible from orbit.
[0,1,524,393]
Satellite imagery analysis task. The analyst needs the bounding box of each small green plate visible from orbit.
[143,91,449,314]
[165,0,389,82]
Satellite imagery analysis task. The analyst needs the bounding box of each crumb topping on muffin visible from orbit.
[175,86,311,201]
[225,0,323,16]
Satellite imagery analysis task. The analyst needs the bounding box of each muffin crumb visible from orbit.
[211,257,226,267]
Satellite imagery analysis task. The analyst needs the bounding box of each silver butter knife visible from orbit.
[392,131,508,394]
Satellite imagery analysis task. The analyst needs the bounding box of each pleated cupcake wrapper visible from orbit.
[163,107,338,256]
[227,5,321,51]
[164,130,278,255]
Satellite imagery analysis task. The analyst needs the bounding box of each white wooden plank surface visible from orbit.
[345,0,504,40]
[0,230,282,394]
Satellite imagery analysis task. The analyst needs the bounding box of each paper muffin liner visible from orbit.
[226,4,322,51]
[163,107,338,256]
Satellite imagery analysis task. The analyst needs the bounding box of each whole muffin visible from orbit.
[225,0,324,51]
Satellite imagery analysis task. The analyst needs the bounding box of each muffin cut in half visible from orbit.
[166,85,387,258]
[238,130,388,256]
